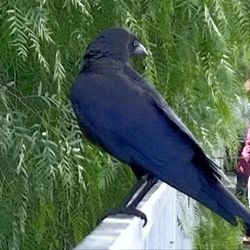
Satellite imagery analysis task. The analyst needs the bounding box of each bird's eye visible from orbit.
[133,40,139,47]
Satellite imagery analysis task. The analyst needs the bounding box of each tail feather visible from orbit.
[203,179,250,226]
[193,155,250,226]
[157,160,250,227]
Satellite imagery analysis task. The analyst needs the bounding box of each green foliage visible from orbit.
[194,206,243,250]
[1,0,250,249]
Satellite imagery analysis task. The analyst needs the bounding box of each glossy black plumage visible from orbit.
[70,28,250,227]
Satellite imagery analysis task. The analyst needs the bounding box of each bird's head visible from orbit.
[84,28,148,63]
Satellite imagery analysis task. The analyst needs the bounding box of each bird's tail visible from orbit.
[193,154,250,226]
[160,161,250,227]
[192,174,250,228]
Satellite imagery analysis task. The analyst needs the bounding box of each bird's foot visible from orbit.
[99,205,147,227]
[98,177,157,227]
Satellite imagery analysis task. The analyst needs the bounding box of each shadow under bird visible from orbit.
[70,27,250,229]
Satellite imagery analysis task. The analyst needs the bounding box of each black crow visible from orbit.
[70,27,250,227]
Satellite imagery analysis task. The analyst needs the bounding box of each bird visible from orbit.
[70,27,250,228]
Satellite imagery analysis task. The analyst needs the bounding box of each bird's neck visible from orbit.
[82,57,129,72]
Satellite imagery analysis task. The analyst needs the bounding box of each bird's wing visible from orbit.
[71,71,220,182]
[151,97,221,178]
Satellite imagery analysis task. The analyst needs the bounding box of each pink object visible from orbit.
[237,126,250,177]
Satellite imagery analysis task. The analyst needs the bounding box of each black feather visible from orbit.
[70,27,250,227]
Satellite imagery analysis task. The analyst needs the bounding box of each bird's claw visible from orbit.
[98,206,147,227]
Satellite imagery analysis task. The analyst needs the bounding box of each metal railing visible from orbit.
[74,181,196,250]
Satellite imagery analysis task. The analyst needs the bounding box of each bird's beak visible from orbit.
[134,43,149,56]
